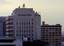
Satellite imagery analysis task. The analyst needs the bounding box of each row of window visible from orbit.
[16,22,34,25]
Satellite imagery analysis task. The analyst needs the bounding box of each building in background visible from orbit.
[0,17,6,37]
[41,21,62,46]
[12,4,41,41]
[0,17,16,46]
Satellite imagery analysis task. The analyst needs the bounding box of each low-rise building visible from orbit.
[41,22,62,46]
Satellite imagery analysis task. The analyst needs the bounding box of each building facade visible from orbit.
[12,6,41,41]
[41,22,61,46]
[5,16,15,38]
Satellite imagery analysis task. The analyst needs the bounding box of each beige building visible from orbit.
[41,22,62,46]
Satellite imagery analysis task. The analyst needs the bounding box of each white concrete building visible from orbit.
[11,5,41,41]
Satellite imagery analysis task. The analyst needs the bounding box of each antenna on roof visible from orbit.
[18,6,20,8]
[17,0,26,8]
[23,3,25,8]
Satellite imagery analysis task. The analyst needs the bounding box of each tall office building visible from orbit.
[0,17,6,37]
[41,22,61,46]
[11,4,41,41]
[12,7,41,40]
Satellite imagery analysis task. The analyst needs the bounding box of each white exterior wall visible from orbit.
[12,8,41,41]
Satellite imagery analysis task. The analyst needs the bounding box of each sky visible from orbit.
[0,0,64,33]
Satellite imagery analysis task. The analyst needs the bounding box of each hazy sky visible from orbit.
[0,0,64,32]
